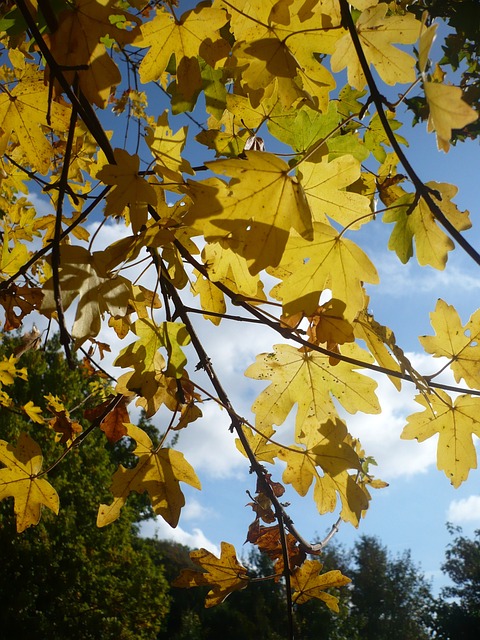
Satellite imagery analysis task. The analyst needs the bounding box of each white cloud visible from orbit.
[140,517,220,555]
[447,495,480,524]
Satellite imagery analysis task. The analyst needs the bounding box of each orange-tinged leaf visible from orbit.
[0,433,59,532]
[172,541,249,607]
[84,395,129,443]
[420,299,480,390]
[401,391,480,487]
[96,149,158,234]
[48,410,83,445]
[331,3,420,89]
[425,82,479,152]
[291,559,350,610]
[97,423,200,527]
[185,151,313,274]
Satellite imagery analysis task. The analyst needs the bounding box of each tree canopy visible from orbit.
[0,334,170,640]
[0,0,479,635]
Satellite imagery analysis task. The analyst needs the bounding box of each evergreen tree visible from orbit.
[349,535,434,640]
[0,335,170,640]
[434,525,480,639]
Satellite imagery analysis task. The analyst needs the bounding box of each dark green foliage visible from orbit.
[433,525,480,639]
[0,335,170,640]
[407,0,480,142]
[154,543,288,640]
[348,535,434,640]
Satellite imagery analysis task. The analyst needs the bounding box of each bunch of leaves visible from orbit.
[0,0,479,634]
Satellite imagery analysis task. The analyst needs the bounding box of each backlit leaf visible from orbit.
[0,433,59,532]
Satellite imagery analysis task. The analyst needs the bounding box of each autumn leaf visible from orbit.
[383,182,471,269]
[271,222,378,320]
[97,423,201,528]
[48,410,83,445]
[40,244,132,345]
[145,111,194,181]
[135,3,228,85]
[172,541,249,607]
[190,268,226,325]
[425,82,479,152]
[45,0,139,107]
[0,283,43,331]
[20,400,44,424]
[420,299,480,390]
[0,353,27,386]
[96,148,158,234]
[354,309,402,390]
[298,152,373,228]
[84,395,129,443]
[185,151,313,274]
[331,3,420,90]
[401,391,480,487]
[291,559,351,610]
[0,70,72,174]
[0,433,59,532]
[1,229,30,277]
[277,417,370,525]
[245,344,380,439]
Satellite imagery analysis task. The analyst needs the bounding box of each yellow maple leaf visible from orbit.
[299,153,373,228]
[96,148,158,234]
[45,0,139,108]
[291,559,351,610]
[420,299,480,390]
[202,240,263,298]
[0,70,72,174]
[425,82,479,152]
[235,425,279,464]
[401,391,480,487]
[227,1,341,108]
[0,354,28,386]
[23,400,45,424]
[354,309,402,390]
[1,230,30,277]
[97,423,200,527]
[136,3,228,84]
[245,343,380,440]
[277,416,370,525]
[331,3,420,90]
[0,433,59,532]
[145,111,194,181]
[383,181,471,269]
[271,222,378,320]
[185,151,313,274]
[172,541,249,607]
[40,245,132,345]
[190,268,226,325]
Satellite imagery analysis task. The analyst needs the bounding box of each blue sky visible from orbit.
[14,2,480,598]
